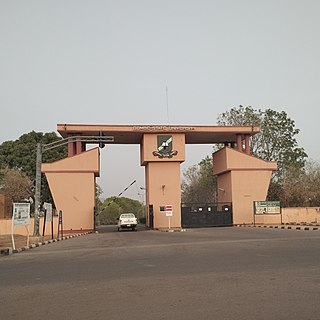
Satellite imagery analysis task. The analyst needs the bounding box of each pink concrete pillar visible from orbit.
[68,138,76,157]
[244,135,250,155]
[76,139,82,155]
[236,134,243,152]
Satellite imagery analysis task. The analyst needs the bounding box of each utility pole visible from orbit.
[33,143,42,236]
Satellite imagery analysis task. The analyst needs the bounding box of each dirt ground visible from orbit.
[0,234,55,251]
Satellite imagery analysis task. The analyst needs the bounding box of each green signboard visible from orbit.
[254,201,281,214]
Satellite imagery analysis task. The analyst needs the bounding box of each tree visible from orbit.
[304,160,320,206]
[279,164,308,207]
[0,131,67,205]
[0,167,32,203]
[99,196,144,225]
[254,109,307,176]
[99,201,122,225]
[268,159,320,207]
[217,106,308,176]
[217,105,261,126]
[217,106,261,153]
[94,184,104,226]
[181,156,217,203]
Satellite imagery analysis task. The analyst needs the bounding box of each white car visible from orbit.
[117,213,138,231]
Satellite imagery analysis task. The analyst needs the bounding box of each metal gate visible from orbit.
[181,203,233,228]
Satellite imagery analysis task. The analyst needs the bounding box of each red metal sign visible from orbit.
[165,205,173,217]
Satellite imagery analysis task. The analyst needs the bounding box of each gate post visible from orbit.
[148,204,154,229]
[141,133,185,229]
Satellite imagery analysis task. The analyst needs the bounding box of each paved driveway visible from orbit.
[1,226,320,320]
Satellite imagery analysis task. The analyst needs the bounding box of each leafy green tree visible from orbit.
[99,201,122,225]
[98,196,144,225]
[255,109,307,176]
[114,197,144,219]
[217,105,261,126]
[181,156,217,203]
[217,106,261,153]
[94,184,104,226]
[217,106,308,177]
[0,131,67,205]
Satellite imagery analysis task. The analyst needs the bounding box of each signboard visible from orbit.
[12,203,30,250]
[165,204,173,217]
[254,201,281,214]
[12,203,30,226]
[44,202,53,222]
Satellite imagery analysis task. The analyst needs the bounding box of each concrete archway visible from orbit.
[42,124,276,232]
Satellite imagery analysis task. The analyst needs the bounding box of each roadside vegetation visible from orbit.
[0,131,67,210]
[97,196,144,225]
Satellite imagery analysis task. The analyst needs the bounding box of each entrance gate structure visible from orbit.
[41,124,277,232]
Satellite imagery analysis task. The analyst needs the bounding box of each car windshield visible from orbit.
[120,213,135,218]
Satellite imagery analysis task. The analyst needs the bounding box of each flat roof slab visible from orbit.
[57,124,259,144]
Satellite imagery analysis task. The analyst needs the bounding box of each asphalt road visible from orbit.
[1,226,320,320]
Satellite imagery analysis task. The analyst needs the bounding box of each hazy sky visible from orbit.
[1,1,319,201]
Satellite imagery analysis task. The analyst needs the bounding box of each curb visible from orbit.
[0,248,11,256]
[1,232,92,256]
[157,228,187,233]
[235,224,320,231]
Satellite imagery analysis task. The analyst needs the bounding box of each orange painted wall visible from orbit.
[214,147,277,225]
[231,170,273,224]
[282,207,320,224]
[42,147,100,174]
[214,147,277,174]
[45,172,95,231]
[0,216,59,236]
[254,214,282,225]
[145,162,181,229]
[216,172,232,203]
[42,148,99,232]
